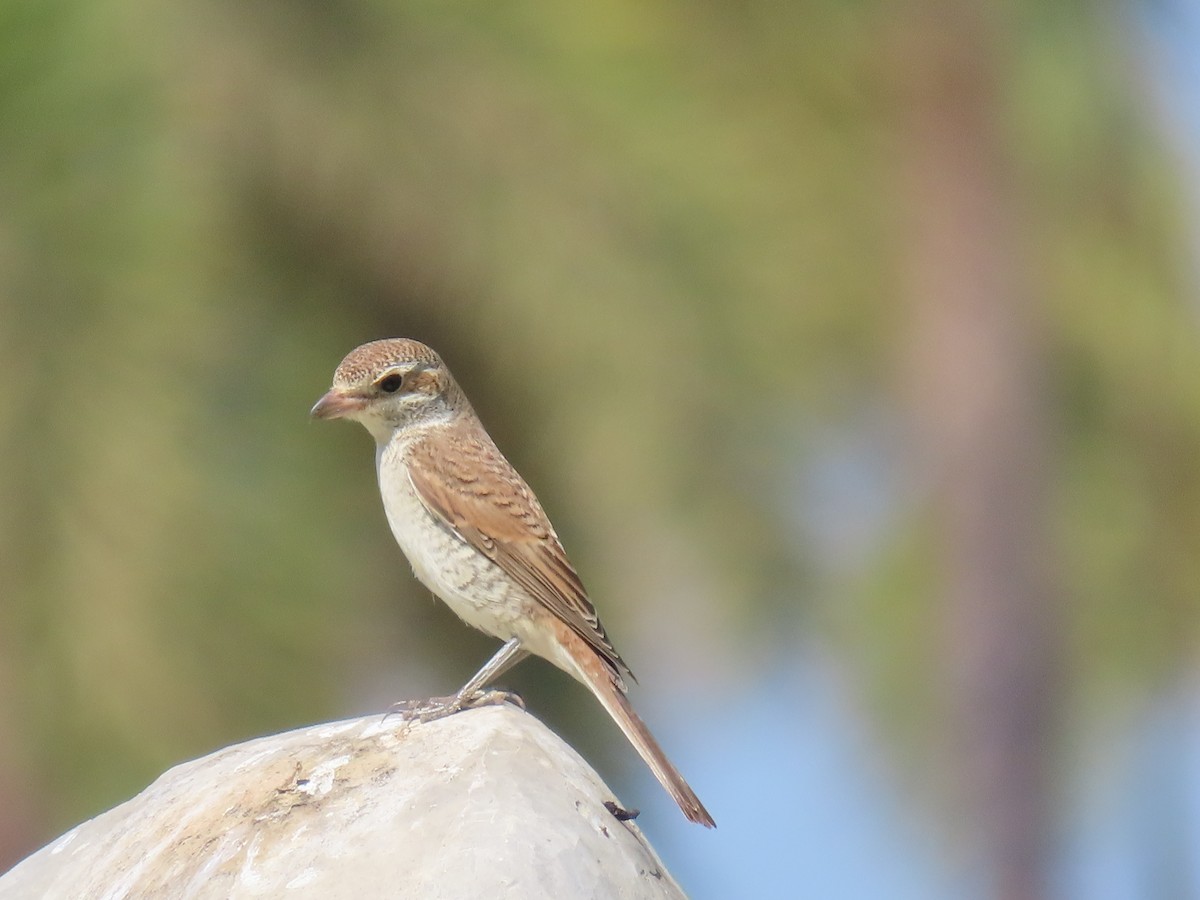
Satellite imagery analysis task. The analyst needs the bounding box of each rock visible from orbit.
[0,705,686,899]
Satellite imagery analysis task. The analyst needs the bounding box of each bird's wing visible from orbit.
[406,427,633,686]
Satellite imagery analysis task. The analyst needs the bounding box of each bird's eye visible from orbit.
[377,373,404,393]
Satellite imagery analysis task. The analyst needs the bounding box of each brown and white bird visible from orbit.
[311,338,714,828]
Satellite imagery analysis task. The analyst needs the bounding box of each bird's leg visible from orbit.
[386,638,531,723]
[454,637,530,701]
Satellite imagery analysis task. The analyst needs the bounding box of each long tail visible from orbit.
[563,632,716,828]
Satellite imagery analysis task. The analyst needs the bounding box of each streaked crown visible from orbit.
[330,339,445,388]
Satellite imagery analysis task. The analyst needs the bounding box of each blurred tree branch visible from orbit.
[894,4,1058,899]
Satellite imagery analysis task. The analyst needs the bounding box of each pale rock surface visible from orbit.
[0,705,687,899]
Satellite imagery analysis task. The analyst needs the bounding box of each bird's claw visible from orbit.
[383,688,524,724]
[473,688,525,711]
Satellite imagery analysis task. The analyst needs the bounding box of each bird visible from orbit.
[311,338,714,828]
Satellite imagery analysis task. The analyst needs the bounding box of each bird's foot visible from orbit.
[384,688,524,724]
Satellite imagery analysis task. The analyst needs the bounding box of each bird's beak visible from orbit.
[310,388,368,420]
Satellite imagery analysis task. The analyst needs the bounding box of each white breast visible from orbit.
[374,437,529,642]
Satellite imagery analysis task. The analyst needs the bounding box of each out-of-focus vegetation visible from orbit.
[2,0,1198,896]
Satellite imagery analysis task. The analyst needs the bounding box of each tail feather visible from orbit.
[567,638,715,828]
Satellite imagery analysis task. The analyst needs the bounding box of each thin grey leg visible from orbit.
[454,638,530,701]
[387,638,531,723]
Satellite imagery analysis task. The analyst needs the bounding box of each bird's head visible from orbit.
[311,338,466,443]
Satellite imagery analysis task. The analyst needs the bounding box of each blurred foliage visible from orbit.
[1,0,1198,883]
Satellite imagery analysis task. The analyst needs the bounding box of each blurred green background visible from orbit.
[3,1,1200,897]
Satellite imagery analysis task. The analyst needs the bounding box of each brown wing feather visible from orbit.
[406,425,633,685]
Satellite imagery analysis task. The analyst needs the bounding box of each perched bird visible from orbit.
[312,338,714,828]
